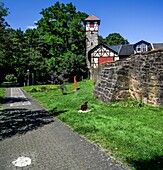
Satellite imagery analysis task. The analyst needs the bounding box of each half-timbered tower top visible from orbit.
[84,15,100,32]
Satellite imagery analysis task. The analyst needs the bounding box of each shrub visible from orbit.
[29,88,37,92]
[5,74,17,83]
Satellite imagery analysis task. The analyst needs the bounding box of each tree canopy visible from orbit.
[0,2,9,29]
[0,2,10,82]
[105,33,129,45]
[36,2,88,80]
[0,1,129,85]
[0,2,88,84]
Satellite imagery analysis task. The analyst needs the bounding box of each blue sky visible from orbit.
[2,0,163,44]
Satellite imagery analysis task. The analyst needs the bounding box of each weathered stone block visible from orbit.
[94,51,163,106]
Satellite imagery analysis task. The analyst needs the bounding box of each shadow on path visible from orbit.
[127,155,163,170]
[0,108,67,141]
[2,97,29,104]
[0,96,3,104]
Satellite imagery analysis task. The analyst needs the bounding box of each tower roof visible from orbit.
[84,15,100,25]
[85,15,100,21]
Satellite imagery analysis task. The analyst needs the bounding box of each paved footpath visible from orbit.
[0,87,129,170]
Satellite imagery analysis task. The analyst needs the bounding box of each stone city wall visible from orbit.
[94,50,163,106]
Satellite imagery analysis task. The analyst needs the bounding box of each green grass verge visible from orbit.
[0,87,6,109]
[24,80,163,170]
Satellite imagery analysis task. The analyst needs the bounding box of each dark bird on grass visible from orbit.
[81,102,88,111]
[138,103,144,107]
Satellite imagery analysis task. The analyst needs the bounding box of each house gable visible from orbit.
[88,43,118,68]
[133,40,152,53]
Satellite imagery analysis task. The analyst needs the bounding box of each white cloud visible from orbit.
[26,25,37,29]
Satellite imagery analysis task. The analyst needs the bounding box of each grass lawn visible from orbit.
[24,80,163,170]
[0,87,6,109]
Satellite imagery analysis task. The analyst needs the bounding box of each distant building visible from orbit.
[84,15,163,79]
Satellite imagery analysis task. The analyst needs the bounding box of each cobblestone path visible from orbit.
[0,88,129,170]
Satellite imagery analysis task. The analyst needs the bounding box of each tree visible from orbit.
[36,2,88,79]
[0,2,89,85]
[0,2,9,30]
[98,35,106,44]
[105,33,129,45]
[57,52,88,81]
[9,28,50,85]
[0,2,10,83]
[6,28,27,84]
[0,28,49,85]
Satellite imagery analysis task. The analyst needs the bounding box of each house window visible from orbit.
[142,44,147,51]
[136,45,141,52]
[136,44,148,53]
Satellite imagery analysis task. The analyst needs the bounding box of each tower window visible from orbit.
[90,22,94,28]
[91,42,93,46]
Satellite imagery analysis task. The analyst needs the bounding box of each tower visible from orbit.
[84,15,100,69]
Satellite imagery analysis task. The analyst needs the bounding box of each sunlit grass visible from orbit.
[0,87,6,109]
[24,80,163,170]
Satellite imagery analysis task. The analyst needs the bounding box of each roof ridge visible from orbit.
[151,43,154,49]
[118,45,122,54]
[84,15,100,21]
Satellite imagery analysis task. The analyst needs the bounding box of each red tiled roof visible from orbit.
[85,15,100,21]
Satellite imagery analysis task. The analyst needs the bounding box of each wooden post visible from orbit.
[74,76,77,91]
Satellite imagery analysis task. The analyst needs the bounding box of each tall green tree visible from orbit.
[36,2,88,79]
[24,29,50,84]
[1,28,48,85]
[0,2,10,82]
[2,28,28,84]
[105,33,129,45]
